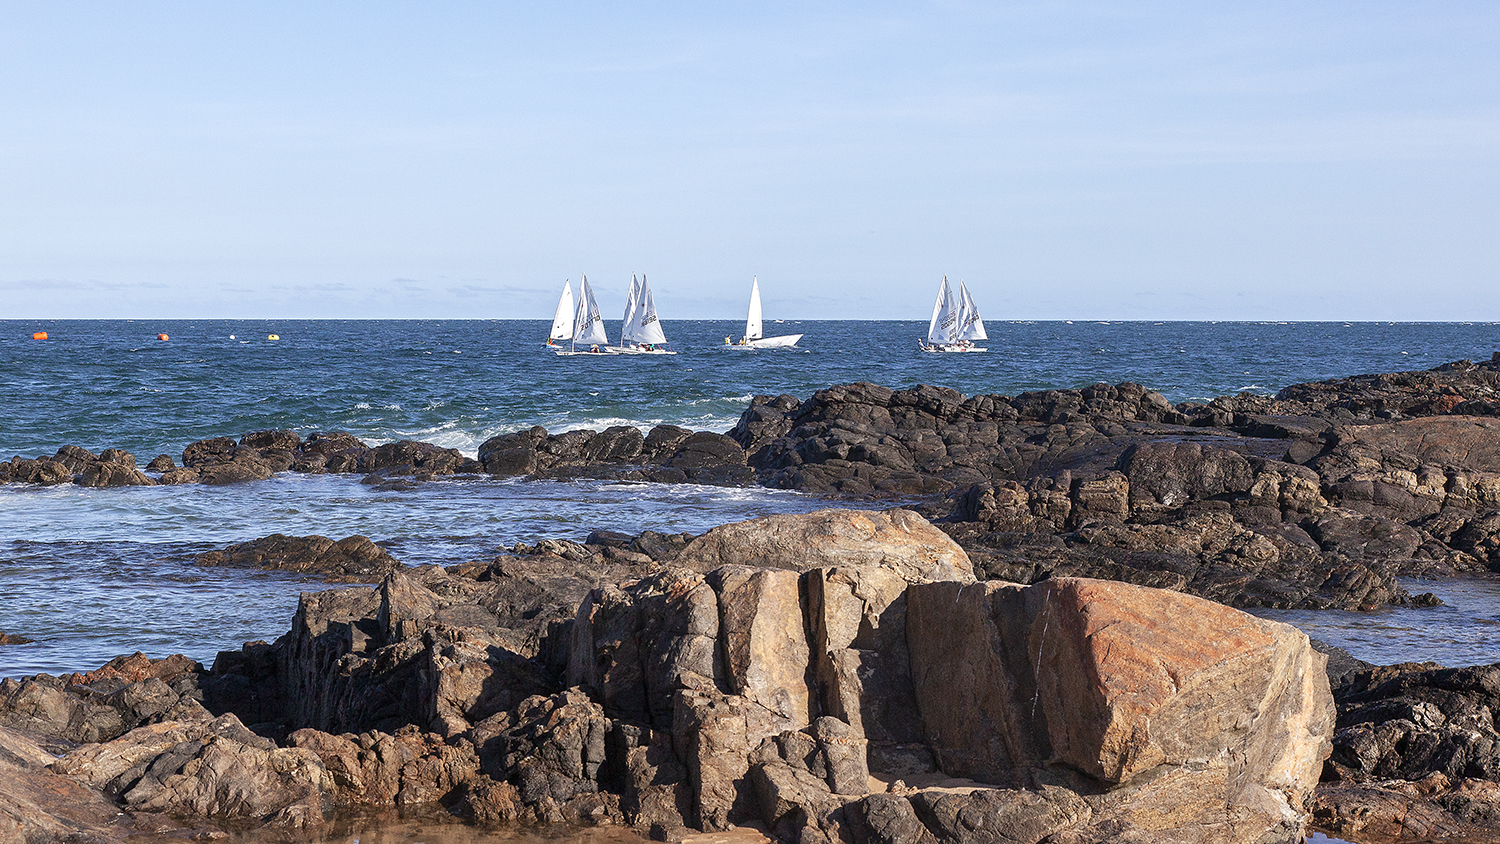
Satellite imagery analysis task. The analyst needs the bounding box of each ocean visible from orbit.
[4,318,1500,680]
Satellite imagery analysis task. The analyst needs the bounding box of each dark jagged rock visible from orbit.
[0,632,34,645]
[476,423,754,485]
[7,456,72,485]
[465,689,622,825]
[948,514,1414,611]
[203,551,664,740]
[145,454,175,471]
[78,460,155,487]
[303,430,370,455]
[1274,352,1500,419]
[53,444,98,472]
[181,436,238,467]
[157,466,200,484]
[360,439,483,477]
[1313,659,1500,840]
[196,533,403,580]
[1328,662,1500,782]
[478,425,546,475]
[197,453,277,484]
[240,429,302,451]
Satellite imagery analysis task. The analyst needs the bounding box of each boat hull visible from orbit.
[920,343,987,353]
[748,334,803,348]
[725,334,803,349]
[613,345,677,355]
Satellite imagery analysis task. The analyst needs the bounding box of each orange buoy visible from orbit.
[31,331,47,340]
[157,333,169,341]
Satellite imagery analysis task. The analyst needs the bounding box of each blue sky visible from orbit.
[2,2,1497,320]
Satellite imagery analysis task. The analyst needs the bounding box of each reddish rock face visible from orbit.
[1027,579,1327,787]
[907,577,1334,843]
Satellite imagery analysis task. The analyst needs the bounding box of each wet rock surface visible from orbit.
[196,533,403,580]
[7,356,1500,614]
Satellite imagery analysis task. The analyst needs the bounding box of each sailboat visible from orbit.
[919,276,987,352]
[614,274,676,355]
[554,275,612,355]
[544,280,574,348]
[725,277,802,348]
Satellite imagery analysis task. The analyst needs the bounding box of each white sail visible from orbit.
[745,277,763,342]
[572,275,609,347]
[927,276,959,344]
[635,275,668,345]
[956,280,987,341]
[620,273,641,345]
[548,280,574,343]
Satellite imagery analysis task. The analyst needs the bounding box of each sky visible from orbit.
[1,2,1497,321]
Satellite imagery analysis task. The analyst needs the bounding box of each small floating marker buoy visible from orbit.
[31,331,48,340]
[229,334,236,340]
[267,334,280,341]
[157,333,169,341]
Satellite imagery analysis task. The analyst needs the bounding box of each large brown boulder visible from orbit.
[673,508,974,583]
[904,577,1334,843]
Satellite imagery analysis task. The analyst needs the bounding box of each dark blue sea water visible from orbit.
[4,319,1500,679]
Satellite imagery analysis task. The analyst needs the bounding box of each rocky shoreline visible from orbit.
[6,355,1500,841]
[10,354,1500,612]
[4,509,1335,844]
